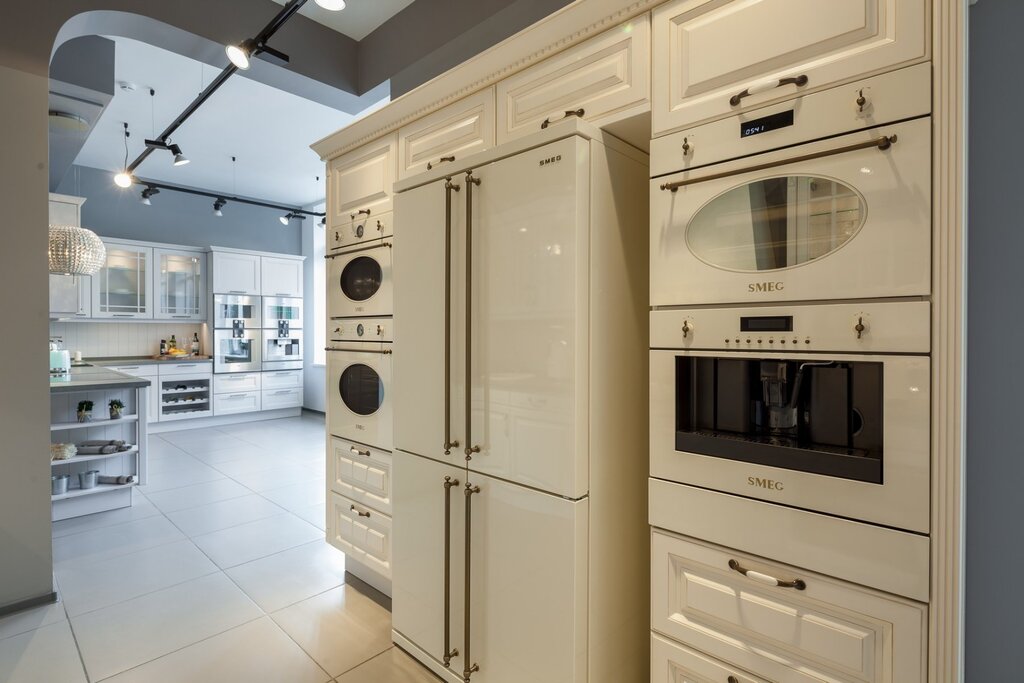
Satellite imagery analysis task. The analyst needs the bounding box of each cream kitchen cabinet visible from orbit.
[260,256,303,297]
[329,211,392,252]
[651,635,767,683]
[153,248,206,321]
[651,0,929,135]
[326,133,398,236]
[328,436,392,515]
[495,16,650,145]
[397,88,496,180]
[328,490,392,580]
[211,250,261,295]
[92,240,152,319]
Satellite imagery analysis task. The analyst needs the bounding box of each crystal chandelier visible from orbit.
[48,224,107,276]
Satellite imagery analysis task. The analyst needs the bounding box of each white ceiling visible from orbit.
[74,36,389,207]
[269,0,416,40]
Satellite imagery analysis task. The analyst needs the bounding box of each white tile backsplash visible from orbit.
[50,322,203,359]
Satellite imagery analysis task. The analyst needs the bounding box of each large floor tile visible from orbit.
[261,478,326,511]
[209,450,291,478]
[146,437,188,461]
[0,621,87,683]
[51,493,160,538]
[334,647,440,682]
[272,584,392,677]
[55,539,218,616]
[292,502,327,531]
[229,463,322,492]
[191,513,323,568]
[101,617,329,683]
[71,573,262,681]
[164,431,254,455]
[145,452,205,474]
[188,446,259,465]
[226,540,345,612]
[139,460,226,493]
[144,478,252,513]
[0,601,66,641]
[52,515,185,570]
[165,493,285,537]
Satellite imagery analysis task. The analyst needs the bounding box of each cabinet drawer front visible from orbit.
[262,388,303,410]
[158,362,212,377]
[262,370,303,390]
[652,634,767,683]
[652,530,926,683]
[328,437,391,514]
[398,88,495,180]
[652,0,928,134]
[330,212,393,252]
[327,491,391,578]
[496,16,650,144]
[327,134,398,228]
[213,391,260,415]
[110,364,160,377]
[214,372,262,394]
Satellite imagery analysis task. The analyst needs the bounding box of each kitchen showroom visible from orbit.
[0,0,1006,681]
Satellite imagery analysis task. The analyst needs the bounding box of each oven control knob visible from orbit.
[681,320,693,339]
[735,339,740,344]
[356,324,365,337]
[854,316,867,339]
[745,339,751,344]
[769,339,774,344]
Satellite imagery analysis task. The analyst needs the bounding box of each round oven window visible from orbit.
[339,363,383,416]
[340,256,382,301]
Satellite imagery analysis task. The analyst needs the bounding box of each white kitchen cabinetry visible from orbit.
[260,256,303,297]
[110,364,160,424]
[211,250,261,295]
[49,193,92,319]
[327,133,398,236]
[651,0,928,135]
[328,437,392,514]
[398,89,496,180]
[495,16,650,145]
[213,372,261,416]
[153,248,206,321]
[158,362,213,421]
[651,530,927,683]
[92,241,153,319]
[214,372,262,394]
[328,490,392,581]
[262,369,303,390]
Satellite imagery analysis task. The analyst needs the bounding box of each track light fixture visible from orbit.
[133,178,324,225]
[279,212,308,226]
[140,186,160,205]
[145,139,190,167]
[213,198,226,217]
[225,38,257,70]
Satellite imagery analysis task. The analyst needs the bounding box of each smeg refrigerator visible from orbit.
[391,121,650,683]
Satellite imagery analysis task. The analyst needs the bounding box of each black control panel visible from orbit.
[740,315,794,332]
[740,110,795,138]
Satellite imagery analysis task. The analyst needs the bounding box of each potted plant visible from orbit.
[108,399,125,420]
[76,400,94,422]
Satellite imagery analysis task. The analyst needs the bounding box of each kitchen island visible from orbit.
[50,365,150,521]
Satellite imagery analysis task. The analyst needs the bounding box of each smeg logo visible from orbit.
[539,155,562,167]
[355,424,366,431]
[748,476,784,491]
[748,281,785,294]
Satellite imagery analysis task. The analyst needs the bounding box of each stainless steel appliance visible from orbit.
[263,329,303,371]
[650,300,930,533]
[262,296,302,330]
[213,328,261,374]
[326,242,392,319]
[327,321,392,451]
[213,293,261,329]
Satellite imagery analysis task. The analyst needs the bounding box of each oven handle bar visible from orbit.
[728,559,806,590]
[324,241,392,259]
[659,134,897,193]
[324,347,393,355]
[444,178,461,455]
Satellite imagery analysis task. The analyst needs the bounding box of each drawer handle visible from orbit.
[350,446,371,457]
[729,74,808,107]
[728,559,806,590]
[350,209,372,219]
[541,108,584,129]
[350,504,371,518]
[427,155,456,170]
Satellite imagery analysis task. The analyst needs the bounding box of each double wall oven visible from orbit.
[213,294,261,374]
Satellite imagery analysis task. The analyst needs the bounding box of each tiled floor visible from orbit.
[0,413,439,682]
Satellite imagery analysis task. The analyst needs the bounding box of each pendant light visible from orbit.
[113,122,134,188]
[48,225,107,276]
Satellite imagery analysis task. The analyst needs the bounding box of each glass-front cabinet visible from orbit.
[92,241,152,319]
[154,248,206,321]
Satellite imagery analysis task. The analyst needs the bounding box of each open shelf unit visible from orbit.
[51,445,140,468]
[51,481,138,501]
[159,374,212,421]
[50,414,140,432]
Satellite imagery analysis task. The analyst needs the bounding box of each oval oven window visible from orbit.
[339,363,383,416]
[340,256,382,301]
[686,176,866,272]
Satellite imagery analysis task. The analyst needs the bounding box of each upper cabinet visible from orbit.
[495,16,650,145]
[211,251,261,295]
[92,241,152,319]
[397,88,496,180]
[153,248,207,321]
[48,194,91,320]
[651,0,928,135]
[261,256,304,297]
[327,133,398,230]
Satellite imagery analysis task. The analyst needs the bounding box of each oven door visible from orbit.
[327,244,393,318]
[213,329,262,374]
[213,294,261,329]
[650,348,929,533]
[328,344,393,451]
[263,296,302,330]
[263,330,303,371]
[650,117,930,306]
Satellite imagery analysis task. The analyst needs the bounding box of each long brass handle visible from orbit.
[324,241,392,259]
[728,559,806,590]
[541,108,585,129]
[443,476,460,668]
[660,135,897,193]
[444,178,461,456]
[463,482,481,680]
[428,155,456,170]
[464,172,482,462]
[350,446,371,457]
[349,504,371,518]
[324,347,393,355]
[729,74,808,106]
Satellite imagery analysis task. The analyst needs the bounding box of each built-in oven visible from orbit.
[327,319,393,451]
[263,296,302,330]
[650,65,932,307]
[327,242,392,319]
[650,301,930,534]
[263,329,303,371]
[213,328,261,374]
[213,294,261,329]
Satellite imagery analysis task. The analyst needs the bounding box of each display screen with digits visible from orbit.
[740,315,794,332]
[740,110,795,138]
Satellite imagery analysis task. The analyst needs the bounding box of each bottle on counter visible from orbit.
[160,339,167,355]
[169,335,177,351]
[191,333,200,355]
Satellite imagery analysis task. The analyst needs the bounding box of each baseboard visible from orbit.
[149,407,302,433]
[0,590,58,618]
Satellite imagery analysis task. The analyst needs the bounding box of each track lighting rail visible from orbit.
[133,177,324,220]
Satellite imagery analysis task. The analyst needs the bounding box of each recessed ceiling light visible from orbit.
[314,0,346,10]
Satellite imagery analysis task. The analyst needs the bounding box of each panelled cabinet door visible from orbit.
[92,242,153,319]
[495,16,650,145]
[651,634,768,683]
[211,252,260,295]
[651,0,929,135]
[398,88,496,180]
[261,256,303,297]
[153,249,206,321]
[327,133,398,230]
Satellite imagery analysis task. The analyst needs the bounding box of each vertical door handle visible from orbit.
[444,178,461,455]
[463,482,481,680]
[464,172,482,461]
[443,476,460,668]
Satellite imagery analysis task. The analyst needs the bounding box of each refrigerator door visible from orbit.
[466,136,590,499]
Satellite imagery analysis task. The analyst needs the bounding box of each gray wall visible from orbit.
[57,165,302,254]
[966,0,1023,678]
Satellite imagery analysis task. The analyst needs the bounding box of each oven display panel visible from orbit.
[740,315,793,332]
[740,110,795,138]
